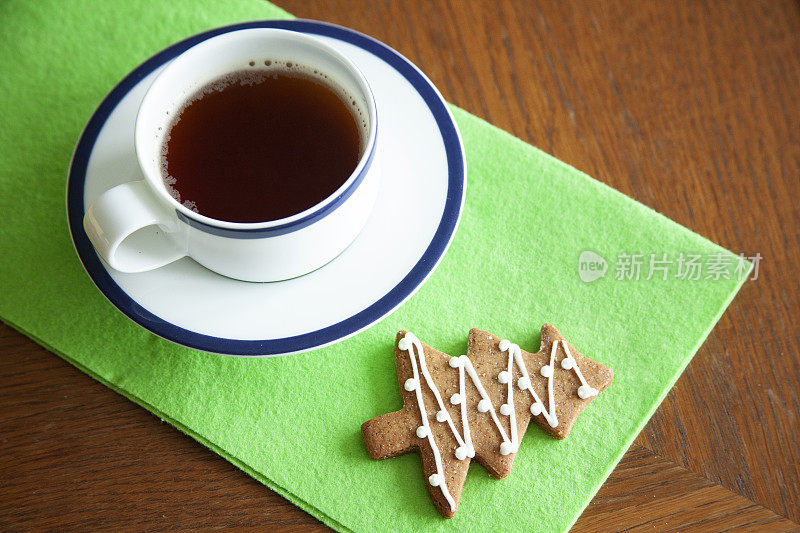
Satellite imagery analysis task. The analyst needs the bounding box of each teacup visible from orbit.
[83,28,379,282]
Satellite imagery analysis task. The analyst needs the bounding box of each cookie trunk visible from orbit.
[361,409,416,460]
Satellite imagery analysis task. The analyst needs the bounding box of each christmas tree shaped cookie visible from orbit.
[361,324,613,518]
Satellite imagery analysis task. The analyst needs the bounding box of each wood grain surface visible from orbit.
[2,0,799,530]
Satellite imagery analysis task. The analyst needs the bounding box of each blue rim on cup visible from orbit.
[67,19,466,356]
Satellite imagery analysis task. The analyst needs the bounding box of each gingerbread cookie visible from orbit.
[361,325,613,518]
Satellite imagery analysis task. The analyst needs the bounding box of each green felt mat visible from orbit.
[0,1,749,531]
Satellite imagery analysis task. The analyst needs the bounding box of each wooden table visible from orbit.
[2,1,798,530]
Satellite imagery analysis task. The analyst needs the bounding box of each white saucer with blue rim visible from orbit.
[67,20,465,356]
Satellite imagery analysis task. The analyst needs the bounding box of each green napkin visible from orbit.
[0,1,749,531]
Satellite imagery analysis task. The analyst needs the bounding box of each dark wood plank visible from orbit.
[280,0,800,523]
[0,324,326,532]
[574,445,798,532]
[2,0,799,530]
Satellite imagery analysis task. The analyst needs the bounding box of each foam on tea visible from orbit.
[161,62,366,223]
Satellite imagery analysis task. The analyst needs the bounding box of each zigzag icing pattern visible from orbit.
[399,332,599,509]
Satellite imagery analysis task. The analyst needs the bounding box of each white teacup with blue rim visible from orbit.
[83,28,379,282]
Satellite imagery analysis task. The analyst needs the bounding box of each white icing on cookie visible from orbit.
[401,333,462,511]
[505,339,558,428]
[508,338,600,430]
[499,440,514,456]
[455,446,467,461]
[498,341,520,454]
[477,399,490,412]
[399,330,600,503]
[562,341,598,399]
[456,355,475,459]
[461,356,513,454]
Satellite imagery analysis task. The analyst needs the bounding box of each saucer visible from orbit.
[66,20,466,356]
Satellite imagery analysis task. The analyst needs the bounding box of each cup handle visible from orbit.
[83,180,187,273]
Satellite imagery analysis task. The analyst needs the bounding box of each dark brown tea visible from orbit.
[161,68,363,223]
